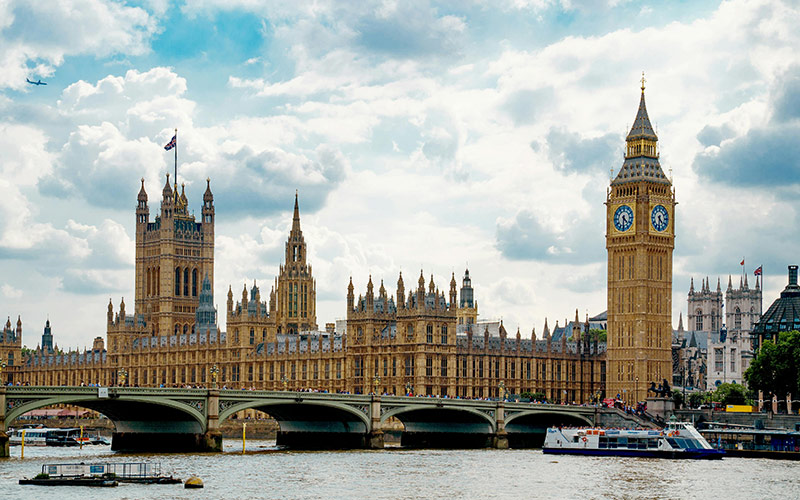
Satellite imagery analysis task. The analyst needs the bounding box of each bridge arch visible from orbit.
[5,395,206,431]
[218,398,370,429]
[505,409,593,428]
[381,404,496,432]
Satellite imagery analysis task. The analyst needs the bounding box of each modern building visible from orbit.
[751,265,800,350]
[605,80,676,401]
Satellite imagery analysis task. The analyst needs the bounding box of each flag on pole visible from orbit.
[164,134,177,151]
[740,258,745,266]
[754,266,762,276]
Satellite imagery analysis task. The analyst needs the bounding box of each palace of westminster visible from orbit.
[0,84,764,403]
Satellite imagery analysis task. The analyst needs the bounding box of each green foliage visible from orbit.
[710,383,748,406]
[589,329,607,342]
[745,330,800,398]
[34,473,49,479]
[688,391,709,409]
[521,391,546,401]
[671,389,685,408]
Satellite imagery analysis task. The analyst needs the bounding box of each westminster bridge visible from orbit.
[0,386,628,457]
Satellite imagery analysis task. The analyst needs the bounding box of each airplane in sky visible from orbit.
[26,78,47,86]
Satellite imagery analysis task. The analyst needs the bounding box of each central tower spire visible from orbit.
[606,77,676,404]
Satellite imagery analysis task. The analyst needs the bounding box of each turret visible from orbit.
[449,272,457,308]
[689,277,695,295]
[227,285,234,313]
[119,297,126,320]
[42,319,53,354]
[161,173,173,218]
[396,272,405,311]
[366,275,374,309]
[136,178,149,227]
[347,277,355,310]
[107,298,113,325]
[202,178,214,224]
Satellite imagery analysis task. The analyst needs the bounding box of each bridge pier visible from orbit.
[492,402,509,449]
[203,388,223,452]
[0,387,8,458]
[368,395,384,449]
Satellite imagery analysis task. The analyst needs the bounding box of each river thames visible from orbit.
[1,440,797,499]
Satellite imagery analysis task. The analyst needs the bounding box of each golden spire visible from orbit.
[640,71,646,93]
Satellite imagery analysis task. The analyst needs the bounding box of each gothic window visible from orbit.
[441,324,448,344]
[262,329,266,341]
[714,348,723,372]
[250,328,255,345]
[175,267,181,296]
[192,269,198,296]
[7,352,13,366]
[293,246,299,262]
[406,324,414,339]
[234,329,239,343]
[425,356,433,377]
[441,357,447,377]
[183,324,188,335]
[695,309,703,331]
[426,324,433,343]
[405,356,414,376]
[734,307,742,330]
[183,268,189,296]
[730,349,737,372]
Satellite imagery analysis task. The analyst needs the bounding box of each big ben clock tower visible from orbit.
[606,77,675,403]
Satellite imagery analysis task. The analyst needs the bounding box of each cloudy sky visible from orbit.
[1,0,799,349]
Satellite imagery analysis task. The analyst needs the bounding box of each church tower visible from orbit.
[606,78,676,402]
[132,175,215,338]
[275,192,317,334]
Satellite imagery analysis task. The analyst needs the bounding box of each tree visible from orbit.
[589,328,607,343]
[710,383,748,406]
[745,330,800,399]
[671,389,685,409]
[688,391,709,409]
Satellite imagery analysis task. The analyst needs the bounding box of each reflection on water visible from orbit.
[1,440,798,500]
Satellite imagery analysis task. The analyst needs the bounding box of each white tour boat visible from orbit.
[543,420,724,459]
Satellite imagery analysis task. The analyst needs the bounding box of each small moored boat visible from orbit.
[543,421,724,459]
[20,462,181,486]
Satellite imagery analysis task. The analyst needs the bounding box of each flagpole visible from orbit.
[174,128,178,186]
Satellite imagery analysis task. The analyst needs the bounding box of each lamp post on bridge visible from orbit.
[117,369,128,387]
[498,381,508,401]
[210,365,219,389]
[373,374,381,395]
[405,382,413,397]
[281,375,288,391]
[0,362,6,386]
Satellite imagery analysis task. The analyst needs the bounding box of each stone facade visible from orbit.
[16,157,606,402]
[606,83,675,402]
[706,275,761,389]
[0,317,22,384]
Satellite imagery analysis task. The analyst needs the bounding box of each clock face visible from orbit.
[651,205,669,232]
[613,205,634,232]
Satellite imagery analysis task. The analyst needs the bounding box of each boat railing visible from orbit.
[41,463,161,478]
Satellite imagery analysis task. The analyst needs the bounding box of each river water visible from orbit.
[1,440,797,499]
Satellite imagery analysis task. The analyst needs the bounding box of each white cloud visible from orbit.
[0,0,158,90]
[2,284,23,299]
